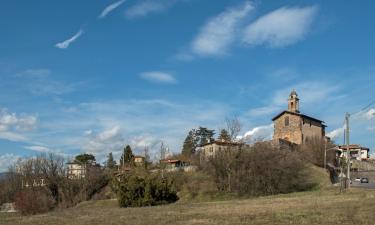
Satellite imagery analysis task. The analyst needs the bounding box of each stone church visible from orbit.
[272,90,326,145]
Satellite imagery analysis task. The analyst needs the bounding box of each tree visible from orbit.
[225,117,242,141]
[182,130,198,157]
[218,129,231,142]
[120,145,134,167]
[196,127,215,146]
[143,146,151,169]
[106,152,116,169]
[74,154,96,164]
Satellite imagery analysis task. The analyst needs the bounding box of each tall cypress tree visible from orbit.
[120,145,134,166]
[106,152,116,169]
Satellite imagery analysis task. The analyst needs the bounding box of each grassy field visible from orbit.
[1,187,375,225]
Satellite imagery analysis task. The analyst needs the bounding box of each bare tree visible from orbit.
[225,116,242,142]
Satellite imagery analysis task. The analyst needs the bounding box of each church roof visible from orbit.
[290,90,298,96]
[272,110,326,126]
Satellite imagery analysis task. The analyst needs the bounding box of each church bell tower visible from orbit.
[288,90,299,113]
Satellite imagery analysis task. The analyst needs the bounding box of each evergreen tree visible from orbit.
[106,152,116,169]
[218,129,231,142]
[74,153,96,164]
[196,127,215,146]
[120,145,134,167]
[181,127,215,157]
[182,130,197,157]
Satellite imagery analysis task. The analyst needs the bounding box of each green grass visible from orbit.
[1,188,375,225]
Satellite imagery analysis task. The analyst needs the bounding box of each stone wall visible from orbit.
[273,113,302,144]
[301,118,324,143]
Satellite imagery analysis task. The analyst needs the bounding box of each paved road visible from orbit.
[350,181,375,189]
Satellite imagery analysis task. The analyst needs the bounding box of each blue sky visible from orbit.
[1,0,375,171]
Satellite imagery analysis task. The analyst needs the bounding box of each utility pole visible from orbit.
[345,112,351,190]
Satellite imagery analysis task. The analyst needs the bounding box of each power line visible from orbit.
[350,98,375,116]
[362,99,375,111]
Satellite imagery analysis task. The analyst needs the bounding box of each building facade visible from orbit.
[200,140,244,160]
[272,90,326,145]
[337,144,369,161]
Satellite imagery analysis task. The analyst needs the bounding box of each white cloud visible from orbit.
[327,108,375,140]
[24,145,52,153]
[140,71,177,84]
[55,29,84,49]
[0,108,37,142]
[327,126,345,139]
[81,126,125,158]
[240,124,273,143]
[98,126,122,142]
[99,0,127,19]
[191,1,254,56]
[243,6,318,48]
[363,109,375,120]
[248,105,282,117]
[0,154,20,172]
[248,81,340,118]
[0,132,28,142]
[125,1,167,19]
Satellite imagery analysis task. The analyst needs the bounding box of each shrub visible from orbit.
[208,142,316,196]
[113,172,178,208]
[14,189,55,215]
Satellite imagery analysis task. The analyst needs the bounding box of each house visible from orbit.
[337,144,370,161]
[272,90,327,145]
[134,155,145,166]
[200,140,244,160]
[66,160,98,179]
[159,159,195,172]
[67,162,87,179]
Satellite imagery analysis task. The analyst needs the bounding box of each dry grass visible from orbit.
[1,188,375,225]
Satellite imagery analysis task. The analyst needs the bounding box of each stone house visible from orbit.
[272,90,326,145]
[200,140,244,160]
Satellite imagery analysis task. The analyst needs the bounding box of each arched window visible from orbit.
[285,116,289,126]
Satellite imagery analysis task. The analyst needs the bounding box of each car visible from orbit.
[361,178,369,183]
[354,178,361,182]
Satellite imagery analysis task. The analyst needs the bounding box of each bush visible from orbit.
[113,172,178,207]
[14,189,55,215]
[208,142,316,196]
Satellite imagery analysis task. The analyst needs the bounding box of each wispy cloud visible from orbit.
[24,145,52,153]
[0,108,37,142]
[99,0,127,19]
[248,81,340,117]
[13,69,79,96]
[191,1,254,57]
[55,29,84,49]
[0,154,20,172]
[140,71,177,84]
[243,6,318,48]
[125,1,168,19]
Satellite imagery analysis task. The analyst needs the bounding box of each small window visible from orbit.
[285,116,289,126]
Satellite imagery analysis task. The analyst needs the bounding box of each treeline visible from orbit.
[0,153,109,215]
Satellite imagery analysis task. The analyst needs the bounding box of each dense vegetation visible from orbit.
[112,171,178,207]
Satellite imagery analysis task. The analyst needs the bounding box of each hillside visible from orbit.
[1,188,374,225]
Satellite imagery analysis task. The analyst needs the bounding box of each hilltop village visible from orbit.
[1,90,372,216]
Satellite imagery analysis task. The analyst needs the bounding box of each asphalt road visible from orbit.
[351,181,375,189]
